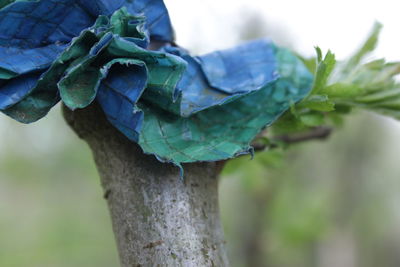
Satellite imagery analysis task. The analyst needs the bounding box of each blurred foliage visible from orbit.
[220,112,400,267]
[2,104,400,267]
[0,108,119,267]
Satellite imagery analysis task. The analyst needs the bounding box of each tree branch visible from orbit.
[62,103,229,267]
[252,126,333,152]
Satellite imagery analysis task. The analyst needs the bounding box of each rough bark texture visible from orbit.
[62,103,229,267]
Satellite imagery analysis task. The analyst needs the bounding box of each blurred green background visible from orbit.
[220,111,400,267]
[2,102,400,267]
[2,2,400,267]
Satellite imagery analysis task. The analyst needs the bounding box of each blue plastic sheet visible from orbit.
[97,59,147,141]
[158,40,279,117]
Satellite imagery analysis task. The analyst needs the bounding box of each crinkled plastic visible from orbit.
[154,42,279,117]
[138,46,313,164]
[0,0,314,166]
[0,1,175,122]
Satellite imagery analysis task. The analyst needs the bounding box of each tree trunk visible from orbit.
[62,103,229,267]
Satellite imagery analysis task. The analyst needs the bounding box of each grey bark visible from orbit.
[62,103,229,267]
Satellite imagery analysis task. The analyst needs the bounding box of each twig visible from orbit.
[252,126,333,152]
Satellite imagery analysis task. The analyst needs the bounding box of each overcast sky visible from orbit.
[165,0,400,61]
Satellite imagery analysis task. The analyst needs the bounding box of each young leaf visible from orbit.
[308,49,336,96]
[299,113,325,127]
[297,95,335,112]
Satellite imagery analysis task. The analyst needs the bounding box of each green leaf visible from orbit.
[333,104,352,114]
[321,83,364,99]
[299,113,325,127]
[355,87,400,103]
[315,46,323,63]
[308,48,336,96]
[278,22,400,137]
[297,95,335,112]
[270,112,309,135]
[327,112,345,126]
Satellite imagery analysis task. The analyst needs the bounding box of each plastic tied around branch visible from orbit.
[0,0,313,171]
